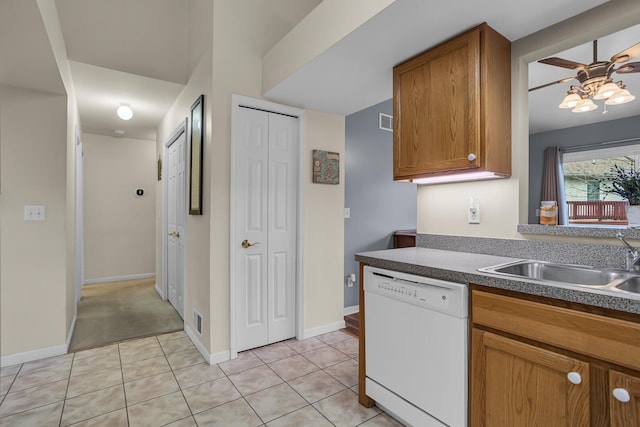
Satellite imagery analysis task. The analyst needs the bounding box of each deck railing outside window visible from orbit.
[566,200,629,224]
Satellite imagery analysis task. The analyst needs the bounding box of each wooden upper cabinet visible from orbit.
[393,23,511,181]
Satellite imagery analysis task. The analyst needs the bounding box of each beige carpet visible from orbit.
[69,278,183,352]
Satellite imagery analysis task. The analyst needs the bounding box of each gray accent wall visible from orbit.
[529,114,640,223]
[344,99,417,308]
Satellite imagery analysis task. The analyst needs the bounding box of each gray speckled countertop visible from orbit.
[355,247,640,315]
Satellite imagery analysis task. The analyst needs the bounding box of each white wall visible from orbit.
[0,86,68,357]
[83,134,156,281]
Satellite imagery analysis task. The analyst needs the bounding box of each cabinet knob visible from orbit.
[567,372,582,385]
[613,388,631,403]
[467,153,476,161]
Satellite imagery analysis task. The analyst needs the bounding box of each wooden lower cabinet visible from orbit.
[609,370,640,426]
[470,286,640,426]
[471,329,590,426]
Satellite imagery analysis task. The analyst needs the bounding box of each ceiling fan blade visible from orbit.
[538,57,586,70]
[615,61,640,74]
[529,76,577,92]
[611,42,640,63]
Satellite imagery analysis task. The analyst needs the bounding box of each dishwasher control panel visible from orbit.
[364,266,468,318]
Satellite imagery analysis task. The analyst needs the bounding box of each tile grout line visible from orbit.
[158,335,198,424]
[117,341,132,427]
[57,353,76,427]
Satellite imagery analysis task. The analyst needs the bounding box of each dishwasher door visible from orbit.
[364,266,468,427]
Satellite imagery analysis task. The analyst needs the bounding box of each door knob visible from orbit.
[613,388,631,403]
[169,231,180,238]
[241,239,260,248]
[567,372,582,385]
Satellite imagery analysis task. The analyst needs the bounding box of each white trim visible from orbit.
[185,324,231,365]
[343,305,359,316]
[83,273,155,285]
[1,344,67,367]
[66,314,77,352]
[563,143,640,163]
[154,283,165,299]
[301,320,346,340]
[229,95,305,360]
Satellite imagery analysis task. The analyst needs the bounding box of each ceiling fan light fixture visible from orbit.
[117,104,133,121]
[559,92,583,109]
[572,98,597,113]
[593,81,620,100]
[605,88,635,105]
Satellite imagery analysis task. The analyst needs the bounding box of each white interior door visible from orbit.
[233,106,297,352]
[167,132,186,319]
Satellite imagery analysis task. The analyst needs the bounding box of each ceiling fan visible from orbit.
[529,39,640,112]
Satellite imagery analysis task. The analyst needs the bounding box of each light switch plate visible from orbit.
[344,208,351,219]
[24,205,46,221]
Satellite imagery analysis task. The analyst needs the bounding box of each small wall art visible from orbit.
[312,149,340,185]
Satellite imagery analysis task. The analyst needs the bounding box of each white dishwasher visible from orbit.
[364,266,468,427]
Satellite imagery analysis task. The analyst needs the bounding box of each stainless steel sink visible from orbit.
[615,276,640,293]
[479,260,640,293]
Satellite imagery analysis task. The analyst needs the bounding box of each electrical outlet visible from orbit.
[468,206,480,224]
[344,208,351,218]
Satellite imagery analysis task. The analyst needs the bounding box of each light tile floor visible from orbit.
[0,330,404,426]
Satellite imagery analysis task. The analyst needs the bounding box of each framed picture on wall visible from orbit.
[189,94,204,215]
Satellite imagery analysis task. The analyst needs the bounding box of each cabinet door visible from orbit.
[610,370,640,426]
[393,27,480,179]
[471,329,590,427]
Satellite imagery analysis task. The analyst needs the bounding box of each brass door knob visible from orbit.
[169,231,180,238]
[241,239,260,249]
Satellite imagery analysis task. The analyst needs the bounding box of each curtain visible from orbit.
[541,146,568,225]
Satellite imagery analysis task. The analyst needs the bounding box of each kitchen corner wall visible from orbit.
[344,99,416,308]
[0,86,68,357]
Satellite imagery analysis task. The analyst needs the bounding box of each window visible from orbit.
[562,144,640,225]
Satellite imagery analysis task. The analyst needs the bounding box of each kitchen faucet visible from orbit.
[616,232,640,272]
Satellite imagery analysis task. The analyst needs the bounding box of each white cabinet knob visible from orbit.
[467,153,476,161]
[567,372,582,385]
[613,388,631,403]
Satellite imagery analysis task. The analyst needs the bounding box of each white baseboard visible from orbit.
[1,343,67,368]
[343,305,359,316]
[154,283,165,299]
[66,314,77,352]
[184,324,230,365]
[83,273,155,286]
[301,320,346,340]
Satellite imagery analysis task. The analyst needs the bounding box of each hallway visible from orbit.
[69,279,183,352]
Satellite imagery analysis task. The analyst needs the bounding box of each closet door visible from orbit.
[233,107,297,352]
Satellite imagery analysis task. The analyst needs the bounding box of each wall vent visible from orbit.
[192,309,203,335]
[379,113,393,132]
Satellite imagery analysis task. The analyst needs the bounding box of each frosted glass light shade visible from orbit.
[559,93,583,109]
[117,105,133,120]
[605,88,635,105]
[593,82,619,100]
[572,98,597,113]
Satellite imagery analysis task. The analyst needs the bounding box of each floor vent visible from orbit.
[379,113,393,132]
[193,310,203,335]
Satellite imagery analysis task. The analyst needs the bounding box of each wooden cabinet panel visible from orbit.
[472,289,640,371]
[610,370,640,426]
[472,329,590,427]
[393,23,510,181]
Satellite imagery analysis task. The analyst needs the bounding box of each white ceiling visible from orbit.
[528,23,640,135]
[264,0,608,117]
[2,0,628,142]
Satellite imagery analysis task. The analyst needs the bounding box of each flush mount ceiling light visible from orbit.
[530,39,640,113]
[116,104,133,120]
